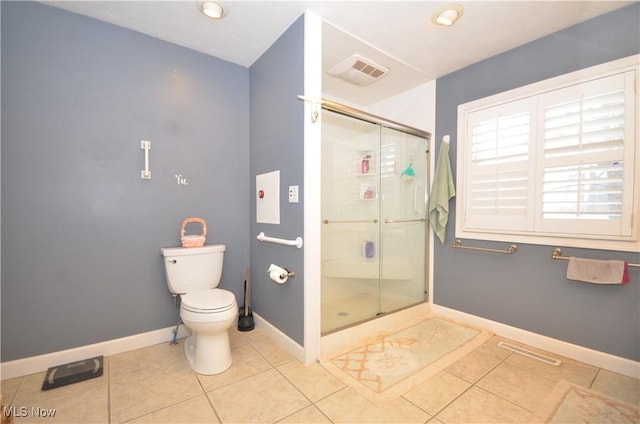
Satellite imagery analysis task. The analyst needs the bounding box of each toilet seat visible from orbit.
[181,289,236,314]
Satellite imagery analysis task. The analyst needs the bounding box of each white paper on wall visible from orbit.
[256,170,280,224]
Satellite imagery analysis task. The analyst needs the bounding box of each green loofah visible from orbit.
[401,163,415,181]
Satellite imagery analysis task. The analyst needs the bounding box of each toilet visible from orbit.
[160,244,238,375]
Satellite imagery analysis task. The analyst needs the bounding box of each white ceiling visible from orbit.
[44,1,634,105]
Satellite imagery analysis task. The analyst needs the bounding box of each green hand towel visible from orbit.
[428,141,456,244]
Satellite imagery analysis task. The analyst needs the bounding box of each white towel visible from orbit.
[567,257,629,284]
[428,140,456,244]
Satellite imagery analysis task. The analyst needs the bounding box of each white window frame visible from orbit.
[456,55,640,252]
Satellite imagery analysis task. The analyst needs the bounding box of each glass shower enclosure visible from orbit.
[321,107,430,333]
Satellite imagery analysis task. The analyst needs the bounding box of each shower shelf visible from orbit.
[359,184,377,200]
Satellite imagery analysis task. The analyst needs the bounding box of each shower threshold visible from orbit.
[321,300,423,337]
[321,302,431,357]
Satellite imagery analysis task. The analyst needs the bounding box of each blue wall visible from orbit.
[3,0,638,365]
[434,3,640,361]
[1,2,251,361]
[249,17,306,346]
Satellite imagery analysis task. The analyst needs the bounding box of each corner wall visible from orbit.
[249,16,306,345]
[434,3,640,361]
[1,2,250,361]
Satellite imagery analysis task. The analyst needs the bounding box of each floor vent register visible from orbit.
[497,342,562,366]
[41,356,104,390]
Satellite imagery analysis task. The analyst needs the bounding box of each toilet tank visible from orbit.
[160,244,225,294]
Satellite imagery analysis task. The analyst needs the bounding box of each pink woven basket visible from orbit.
[180,217,207,248]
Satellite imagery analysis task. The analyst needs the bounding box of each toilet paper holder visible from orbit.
[278,268,295,279]
[267,264,295,281]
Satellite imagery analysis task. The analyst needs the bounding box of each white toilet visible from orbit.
[160,244,238,375]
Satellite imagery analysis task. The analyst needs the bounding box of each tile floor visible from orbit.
[1,325,638,423]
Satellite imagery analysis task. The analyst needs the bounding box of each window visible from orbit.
[456,56,639,252]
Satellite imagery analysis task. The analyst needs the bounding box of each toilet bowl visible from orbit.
[160,245,238,375]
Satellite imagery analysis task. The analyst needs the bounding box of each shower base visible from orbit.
[321,291,418,334]
[321,302,431,358]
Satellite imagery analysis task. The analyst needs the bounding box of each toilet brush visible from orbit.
[238,268,255,331]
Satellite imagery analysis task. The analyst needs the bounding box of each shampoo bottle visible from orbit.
[362,241,375,258]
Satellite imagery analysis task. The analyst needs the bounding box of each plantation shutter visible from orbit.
[538,71,635,237]
[464,98,535,232]
[457,57,638,250]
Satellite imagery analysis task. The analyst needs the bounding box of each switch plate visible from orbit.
[288,185,299,203]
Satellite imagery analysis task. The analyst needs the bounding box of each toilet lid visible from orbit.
[181,289,235,313]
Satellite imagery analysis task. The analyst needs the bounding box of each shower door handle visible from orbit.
[384,218,426,224]
[414,184,424,214]
[323,219,378,224]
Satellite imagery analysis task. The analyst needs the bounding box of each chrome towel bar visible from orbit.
[452,239,517,255]
[552,248,639,268]
[322,219,378,224]
[385,218,427,223]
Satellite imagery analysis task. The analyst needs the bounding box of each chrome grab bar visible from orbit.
[323,219,378,224]
[452,239,517,255]
[384,217,427,224]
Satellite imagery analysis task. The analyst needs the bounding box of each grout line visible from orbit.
[192,368,224,422]
[121,393,208,424]
[589,368,602,390]
[271,360,337,423]
[429,373,477,420]
[16,328,633,423]
[273,363,314,405]
[106,357,111,424]
[468,348,546,414]
[400,393,436,421]
[475,384,538,413]
[273,360,347,424]
[425,343,519,421]
[272,362,315,421]
[314,386,350,423]
[5,375,24,406]
[315,404,337,424]
[202,387,224,424]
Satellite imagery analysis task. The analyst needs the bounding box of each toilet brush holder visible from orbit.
[180,217,207,248]
[238,269,255,331]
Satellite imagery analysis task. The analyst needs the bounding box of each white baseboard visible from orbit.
[431,304,640,379]
[1,315,304,381]
[1,325,190,381]
[5,306,635,381]
[253,312,305,363]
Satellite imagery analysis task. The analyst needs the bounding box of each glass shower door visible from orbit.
[378,127,428,315]
[321,112,381,333]
[321,110,429,334]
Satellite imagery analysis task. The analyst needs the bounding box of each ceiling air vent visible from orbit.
[328,54,389,86]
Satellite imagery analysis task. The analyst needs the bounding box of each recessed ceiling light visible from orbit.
[432,5,464,27]
[201,2,224,20]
